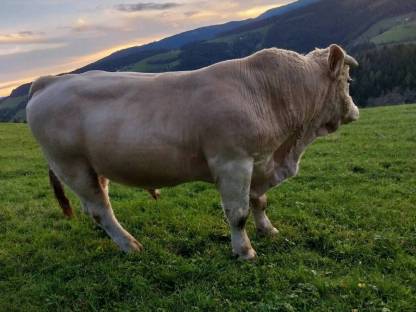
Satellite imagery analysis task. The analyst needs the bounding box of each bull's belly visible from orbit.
[90,148,213,188]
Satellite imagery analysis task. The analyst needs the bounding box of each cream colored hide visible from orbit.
[27,44,359,260]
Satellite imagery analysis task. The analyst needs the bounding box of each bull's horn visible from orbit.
[345,55,359,67]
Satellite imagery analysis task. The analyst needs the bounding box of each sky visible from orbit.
[0,0,295,96]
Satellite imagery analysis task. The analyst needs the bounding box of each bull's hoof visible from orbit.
[119,238,144,253]
[238,248,257,261]
[257,226,279,237]
[234,247,257,261]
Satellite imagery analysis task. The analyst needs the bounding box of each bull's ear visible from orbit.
[328,44,345,78]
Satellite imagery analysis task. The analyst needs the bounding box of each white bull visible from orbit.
[27,44,359,260]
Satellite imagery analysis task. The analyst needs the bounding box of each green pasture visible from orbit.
[0,104,415,311]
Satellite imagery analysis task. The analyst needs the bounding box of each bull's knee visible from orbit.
[251,194,278,236]
[251,194,267,210]
[210,157,256,260]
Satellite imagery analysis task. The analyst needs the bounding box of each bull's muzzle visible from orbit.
[343,104,359,123]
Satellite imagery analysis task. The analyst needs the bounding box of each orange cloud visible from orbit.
[237,2,291,19]
[0,79,31,96]
[0,31,46,44]
[0,36,161,97]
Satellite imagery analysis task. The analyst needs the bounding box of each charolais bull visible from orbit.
[26,44,359,260]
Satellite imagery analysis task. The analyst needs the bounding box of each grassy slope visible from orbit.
[209,26,270,44]
[0,105,415,311]
[0,96,25,110]
[371,23,416,45]
[353,13,416,46]
[0,96,26,121]
[123,51,181,73]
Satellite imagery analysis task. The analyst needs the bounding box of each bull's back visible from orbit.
[27,71,215,187]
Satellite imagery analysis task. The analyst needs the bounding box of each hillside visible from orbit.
[1,0,416,122]
[1,104,415,310]
[73,0,318,73]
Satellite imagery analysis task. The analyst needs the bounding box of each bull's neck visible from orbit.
[240,53,327,135]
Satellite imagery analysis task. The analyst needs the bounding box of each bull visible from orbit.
[26,44,359,260]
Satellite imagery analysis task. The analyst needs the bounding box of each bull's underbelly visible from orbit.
[90,146,213,188]
[89,142,293,193]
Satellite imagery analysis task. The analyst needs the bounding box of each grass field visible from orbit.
[0,104,415,311]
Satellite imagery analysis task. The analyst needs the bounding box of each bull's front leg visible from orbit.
[250,194,279,236]
[209,157,256,260]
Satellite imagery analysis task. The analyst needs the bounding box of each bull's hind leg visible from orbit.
[147,189,160,200]
[250,194,279,236]
[52,160,142,252]
[209,157,256,260]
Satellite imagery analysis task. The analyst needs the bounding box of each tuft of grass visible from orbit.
[0,104,415,311]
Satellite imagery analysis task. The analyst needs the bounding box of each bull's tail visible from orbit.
[28,75,59,100]
[48,168,73,218]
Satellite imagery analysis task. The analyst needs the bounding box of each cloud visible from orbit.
[0,79,31,96]
[0,33,163,95]
[18,31,36,36]
[0,30,66,56]
[115,2,181,12]
[0,43,66,56]
[70,24,122,33]
[0,31,46,44]
[184,11,198,17]
[0,0,296,97]
[56,17,129,35]
[237,4,289,18]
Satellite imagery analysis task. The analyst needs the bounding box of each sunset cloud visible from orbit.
[0,0,296,96]
[67,18,124,33]
[0,31,46,44]
[183,11,199,17]
[238,4,287,18]
[0,79,30,96]
[0,30,65,56]
[114,2,181,12]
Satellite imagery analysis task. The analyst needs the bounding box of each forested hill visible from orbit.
[1,0,416,122]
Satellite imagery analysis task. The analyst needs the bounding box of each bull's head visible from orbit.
[318,44,359,135]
